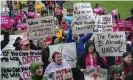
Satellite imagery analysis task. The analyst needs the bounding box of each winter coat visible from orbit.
[65,26,93,56]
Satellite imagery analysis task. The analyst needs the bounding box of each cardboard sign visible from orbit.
[72,3,95,34]
[94,32,126,56]
[0,35,23,50]
[1,50,41,80]
[27,16,56,40]
[84,68,107,80]
[49,43,77,68]
[55,68,73,80]
[93,15,113,32]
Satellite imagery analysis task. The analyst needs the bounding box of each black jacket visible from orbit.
[76,52,104,70]
[125,71,133,80]
[41,46,50,71]
[1,31,9,50]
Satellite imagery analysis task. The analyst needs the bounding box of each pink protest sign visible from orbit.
[17,23,27,29]
[117,20,133,31]
[1,16,11,28]
[28,11,36,17]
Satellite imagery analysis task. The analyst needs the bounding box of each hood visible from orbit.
[30,61,43,76]
[107,65,122,80]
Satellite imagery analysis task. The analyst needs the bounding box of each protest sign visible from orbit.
[84,68,107,80]
[94,32,126,56]
[1,50,41,80]
[0,35,23,50]
[72,3,95,34]
[17,23,27,29]
[27,16,55,40]
[49,42,77,68]
[117,19,133,31]
[93,15,113,33]
[1,16,11,28]
[55,68,73,80]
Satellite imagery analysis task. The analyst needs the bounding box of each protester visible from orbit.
[27,61,48,80]
[37,39,46,50]
[44,51,71,80]
[20,39,30,50]
[112,9,120,22]
[107,65,122,80]
[65,24,93,56]
[76,40,104,80]
[2,5,10,12]
[125,70,133,80]
[13,37,22,50]
[120,52,132,79]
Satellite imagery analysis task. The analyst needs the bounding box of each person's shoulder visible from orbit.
[42,76,48,80]
[27,76,32,80]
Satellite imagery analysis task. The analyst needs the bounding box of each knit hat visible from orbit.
[20,39,29,46]
[13,37,22,47]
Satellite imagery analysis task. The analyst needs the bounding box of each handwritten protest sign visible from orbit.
[94,32,126,56]
[84,68,107,80]
[1,50,41,80]
[27,16,55,40]
[0,35,23,50]
[55,68,73,80]
[93,15,113,32]
[49,42,77,68]
[72,3,95,34]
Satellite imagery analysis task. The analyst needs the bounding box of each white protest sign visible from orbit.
[72,3,95,34]
[93,15,113,33]
[84,68,107,80]
[27,16,55,40]
[49,42,77,68]
[1,50,41,80]
[94,32,126,56]
[0,35,23,50]
[55,68,73,80]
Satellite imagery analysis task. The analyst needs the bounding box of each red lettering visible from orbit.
[22,56,40,65]
[23,71,31,79]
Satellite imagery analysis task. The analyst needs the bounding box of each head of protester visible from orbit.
[27,61,48,80]
[37,39,46,49]
[44,51,70,79]
[13,37,22,50]
[20,39,30,50]
[76,40,104,80]
[122,52,132,75]
[107,65,122,80]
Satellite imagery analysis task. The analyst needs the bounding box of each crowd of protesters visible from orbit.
[1,0,133,80]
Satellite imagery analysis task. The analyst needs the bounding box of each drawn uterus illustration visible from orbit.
[91,74,101,80]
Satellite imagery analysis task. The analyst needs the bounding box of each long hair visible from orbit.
[122,52,132,68]
[84,40,97,58]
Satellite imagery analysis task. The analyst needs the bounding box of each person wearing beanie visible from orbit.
[27,61,48,80]
[13,37,22,50]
